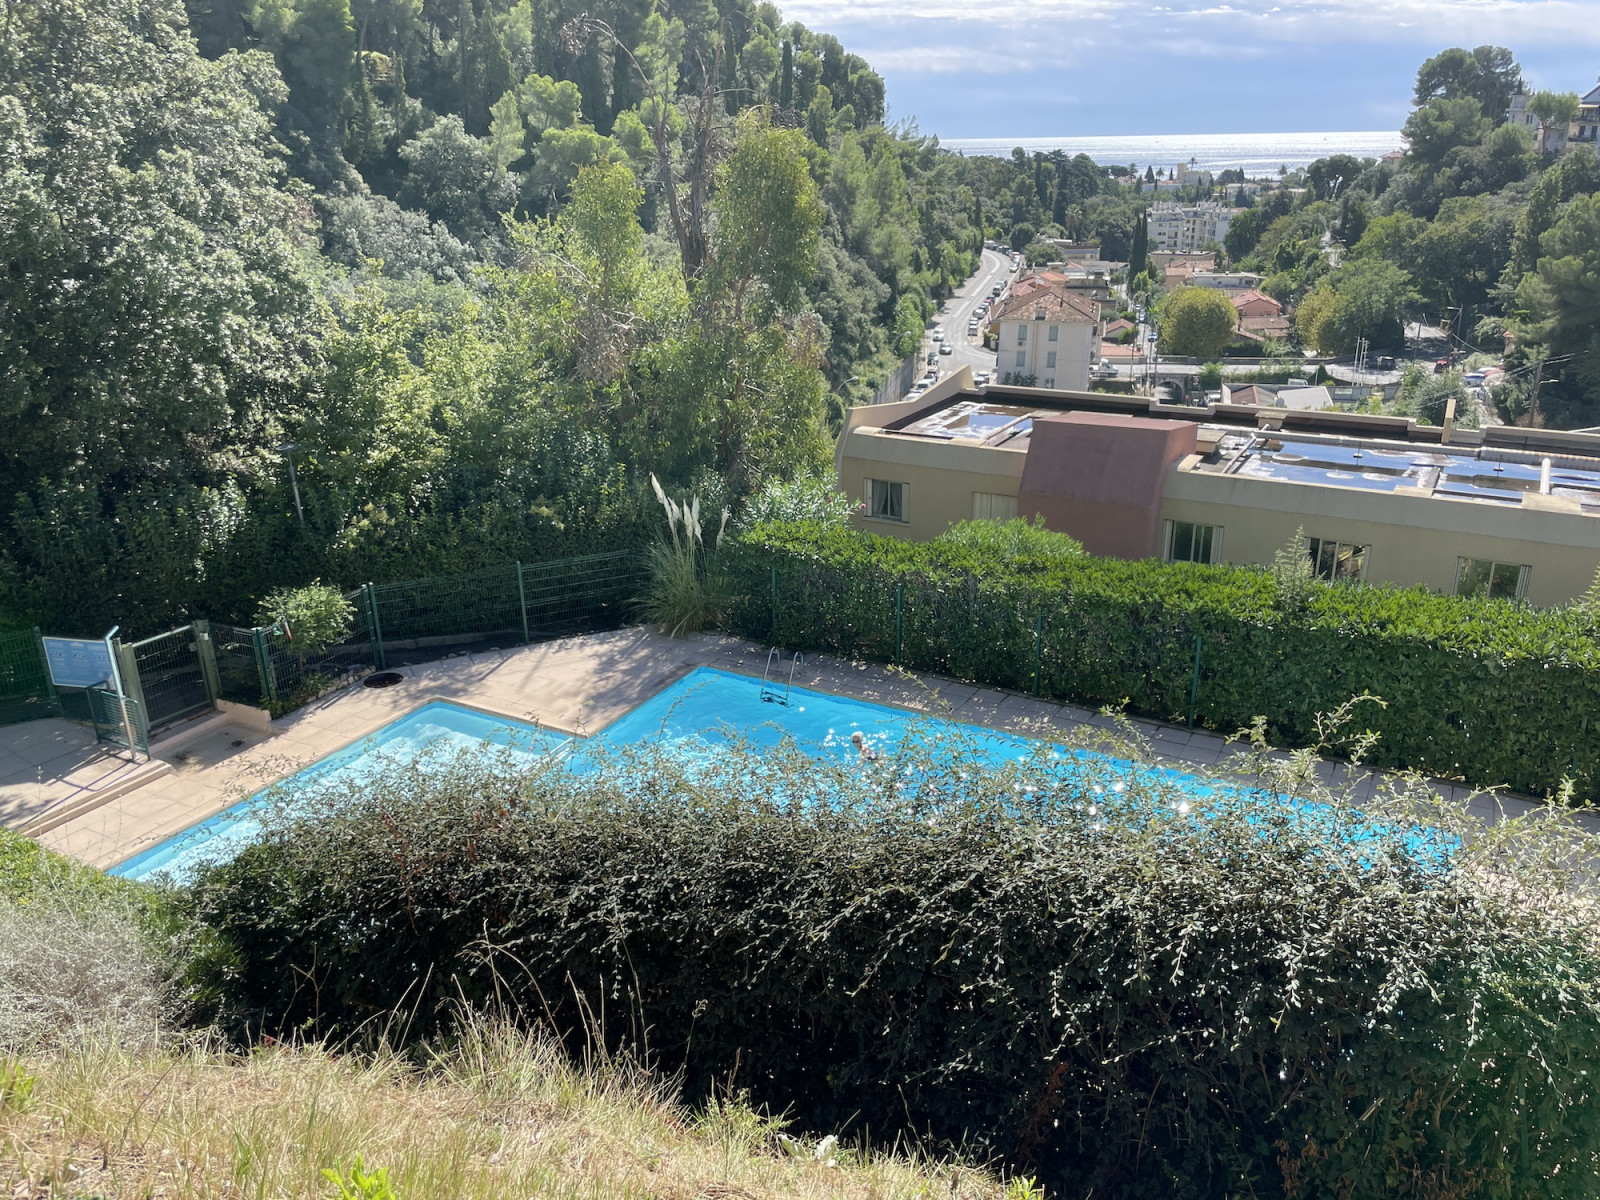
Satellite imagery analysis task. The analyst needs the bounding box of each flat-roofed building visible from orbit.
[837,378,1600,605]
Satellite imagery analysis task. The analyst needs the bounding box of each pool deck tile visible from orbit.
[22,625,1578,871]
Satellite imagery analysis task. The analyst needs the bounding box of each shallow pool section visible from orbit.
[112,702,568,881]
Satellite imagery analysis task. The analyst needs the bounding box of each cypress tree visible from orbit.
[778,40,793,109]
[1130,211,1148,275]
[457,0,477,127]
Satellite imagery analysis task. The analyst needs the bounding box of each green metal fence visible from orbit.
[360,550,646,670]
[0,628,59,727]
[5,549,648,731]
[86,686,150,755]
[127,625,213,729]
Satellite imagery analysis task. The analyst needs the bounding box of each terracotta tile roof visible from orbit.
[1231,289,1283,314]
[992,287,1100,325]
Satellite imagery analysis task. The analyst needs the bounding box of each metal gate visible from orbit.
[126,625,214,731]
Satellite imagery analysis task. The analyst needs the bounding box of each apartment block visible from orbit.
[1147,202,1237,254]
[837,378,1600,606]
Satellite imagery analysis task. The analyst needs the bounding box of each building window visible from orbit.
[866,479,905,522]
[1015,350,1026,368]
[1456,558,1528,600]
[972,492,1018,521]
[1016,325,1028,344]
[1164,520,1219,564]
[1308,537,1368,582]
[1048,324,1060,342]
[1042,377,1055,387]
[1045,350,1057,369]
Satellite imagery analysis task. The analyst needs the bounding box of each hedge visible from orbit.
[190,745,1600,1199]
[722,520,1600,801]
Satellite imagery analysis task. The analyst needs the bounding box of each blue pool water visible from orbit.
[112,667,1425,882]
[112,702,570,881]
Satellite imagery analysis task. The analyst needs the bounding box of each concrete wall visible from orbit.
[1161,463,1600,605]
[839,427,1026,542]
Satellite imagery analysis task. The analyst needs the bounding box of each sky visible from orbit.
[780,0,1600,138]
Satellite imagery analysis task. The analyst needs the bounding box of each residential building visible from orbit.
[1577,81,1600,153]
[1190,270,1263,292]
[1231,289,1282,319]
[1147,202,1237,254]
[1508,83,1600,155]
[990,283,1099,389]
[837,381,1600,605]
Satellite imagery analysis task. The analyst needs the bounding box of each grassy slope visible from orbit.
[1,1019,1006,1199]
[1,833,1010,1198]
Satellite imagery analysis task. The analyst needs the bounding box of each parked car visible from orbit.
[1094,359,1115,377]
[975,371,991,385]
[926,351,938,365]
[931,328,943,342]
[1376,355,1396,370]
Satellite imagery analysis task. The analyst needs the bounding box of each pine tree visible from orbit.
[778,40,793,110]
[973,195,983,241]
[344,54,383,166]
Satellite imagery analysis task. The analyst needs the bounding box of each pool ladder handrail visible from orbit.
[760,647,804,705]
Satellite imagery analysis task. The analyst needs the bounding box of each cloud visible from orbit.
[852,46,1032,73]
[789,0,1600,46]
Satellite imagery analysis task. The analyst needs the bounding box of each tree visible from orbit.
[0,0,320,497]
[1403,97,1491,169]
[1129,210,1149,277]
[1413,45,1523,123]
[1528,90,1581,155]
[1296,259,1414,354]
[397,115,518,246]
[710,119,826,323]
[1158,287,1237,358]
[778,40,793,109]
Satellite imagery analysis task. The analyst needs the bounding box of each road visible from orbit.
[918,248,1013,386]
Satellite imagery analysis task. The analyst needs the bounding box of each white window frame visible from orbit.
[1454,557,1529,601]
[1016,324,1028,344]
[972,492,1018,521]
[1163,520,1221,565]
[1048,324,1060,342]
[1045,350,1058,369]
[1015,350,1027,368]
[865,478,907,523]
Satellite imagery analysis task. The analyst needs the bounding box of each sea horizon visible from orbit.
[938,130,1403,175]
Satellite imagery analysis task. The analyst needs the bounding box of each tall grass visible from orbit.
[641,474,732,636]
[0,1011,1007,1199]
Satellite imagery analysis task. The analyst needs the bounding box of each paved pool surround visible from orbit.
[38,626,1544,870]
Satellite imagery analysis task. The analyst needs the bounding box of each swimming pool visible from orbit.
[111,667,1417,882]
[112,702,570,881]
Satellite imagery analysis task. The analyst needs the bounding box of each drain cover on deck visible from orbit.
[362,672,405,689]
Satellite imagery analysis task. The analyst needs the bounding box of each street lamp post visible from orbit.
[278,442,305,526]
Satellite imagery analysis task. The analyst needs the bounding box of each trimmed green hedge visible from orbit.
[193,749,1600,1198]
[723,520,1600,800]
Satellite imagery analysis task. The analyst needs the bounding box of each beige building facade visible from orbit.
[837,380,1600,606]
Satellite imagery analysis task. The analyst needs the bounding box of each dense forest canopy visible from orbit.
[2,2,1598,635]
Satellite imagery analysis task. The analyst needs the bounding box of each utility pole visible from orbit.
[1529,351,1546,428]
[278,442,305,525]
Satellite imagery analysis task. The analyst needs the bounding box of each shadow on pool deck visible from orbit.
[22,625,1586,870]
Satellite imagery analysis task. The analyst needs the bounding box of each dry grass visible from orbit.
[0,1016,1006,1200]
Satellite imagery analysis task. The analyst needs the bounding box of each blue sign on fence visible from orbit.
[42,637,115,689]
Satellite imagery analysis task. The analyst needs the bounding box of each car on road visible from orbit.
[939,342,953,355]
[975,371,991,385]
[1376,355,1396,370]
[1147,331,1158,342]
[926,351,938,365]
[1094,359,1115,377]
